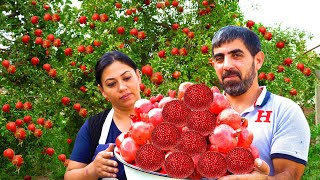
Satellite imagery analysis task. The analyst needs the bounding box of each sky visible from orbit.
[238,0,320,53]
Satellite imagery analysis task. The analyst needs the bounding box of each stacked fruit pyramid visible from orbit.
[115,82,259,179]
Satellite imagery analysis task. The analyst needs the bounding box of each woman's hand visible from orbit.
[91,144,119,178]
[218,158,270,180]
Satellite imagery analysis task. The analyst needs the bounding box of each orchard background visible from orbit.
[0,0,319,179]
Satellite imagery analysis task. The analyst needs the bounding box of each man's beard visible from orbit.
[220,62,256,96]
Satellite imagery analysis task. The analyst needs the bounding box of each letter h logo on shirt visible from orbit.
[255,110,272,123]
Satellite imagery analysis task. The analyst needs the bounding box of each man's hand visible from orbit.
[218,158,270,180]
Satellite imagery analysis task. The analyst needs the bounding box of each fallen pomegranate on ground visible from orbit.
[115,82,258,179]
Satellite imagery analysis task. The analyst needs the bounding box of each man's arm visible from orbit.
[269,158,305,180]
[218,158,305,180]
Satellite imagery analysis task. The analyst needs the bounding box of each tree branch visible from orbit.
[155,22,171,30]
[304,44,320,54]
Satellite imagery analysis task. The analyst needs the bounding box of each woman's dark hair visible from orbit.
[211,25,261,57]
[95,51,138,85]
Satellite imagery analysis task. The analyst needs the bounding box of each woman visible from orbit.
[64,51,142,180]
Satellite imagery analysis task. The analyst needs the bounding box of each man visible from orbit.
[211,26,310,179]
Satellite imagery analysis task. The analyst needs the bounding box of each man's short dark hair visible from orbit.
[211,25,261,57]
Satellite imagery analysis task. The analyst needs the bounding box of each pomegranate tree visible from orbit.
[0,0,317,178]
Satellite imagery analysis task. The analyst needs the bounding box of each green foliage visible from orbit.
[304,120,320,179]
[0,0,319,179]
